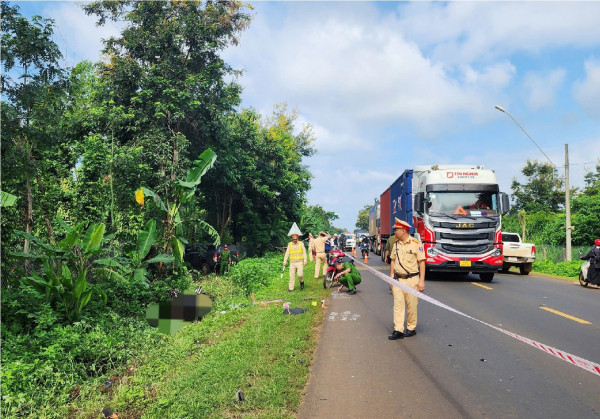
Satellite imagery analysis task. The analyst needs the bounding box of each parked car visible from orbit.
[343,234,356,251]
[501,233,536,275]
[184,243,218,275]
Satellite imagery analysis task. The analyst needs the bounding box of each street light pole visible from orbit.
[495,106,572,259]
[565,144,572,261]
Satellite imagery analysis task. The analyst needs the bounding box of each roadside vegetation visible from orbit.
[1,2,340,418]
[502,159,600,278]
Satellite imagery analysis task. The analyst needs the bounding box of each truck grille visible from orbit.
[441,243,492,254]
[439,232,491,241]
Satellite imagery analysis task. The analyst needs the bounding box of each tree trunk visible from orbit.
[36,175,54,239]
[218,195,233,239]
[171,137,178,182]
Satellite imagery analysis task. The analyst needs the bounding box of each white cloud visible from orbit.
[573,60,600,119]
[524,68,566,111]
[396,2,600,64]
[43,2,124,66]
[225,2,516,142]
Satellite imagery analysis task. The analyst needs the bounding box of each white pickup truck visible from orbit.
[501,233,536,275]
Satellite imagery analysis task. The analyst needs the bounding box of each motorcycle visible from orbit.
[323,249,353,289]
[578,250,594,287]
[360,241,369,258]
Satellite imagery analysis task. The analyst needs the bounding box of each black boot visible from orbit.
[300,281,304,290]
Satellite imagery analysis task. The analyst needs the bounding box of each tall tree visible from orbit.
[510,159,564,213]
[1,2,67,254]
[202,104,315,250]
[82,0,252,197]
[582,160,600,196]
[299,205,339,236]
[355,204,372,230]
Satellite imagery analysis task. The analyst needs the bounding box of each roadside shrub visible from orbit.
[532,260,584,278]
[1,303,161,418]
[226,252,283,295]
[102,271,194,317]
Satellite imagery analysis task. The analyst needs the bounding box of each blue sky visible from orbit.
[13,1,600,231]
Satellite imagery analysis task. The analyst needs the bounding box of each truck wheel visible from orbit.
[519,266,530,275]
[201,263,210,276]
[480,273,494,282]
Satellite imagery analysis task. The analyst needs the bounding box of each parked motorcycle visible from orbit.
[323,249,353,289]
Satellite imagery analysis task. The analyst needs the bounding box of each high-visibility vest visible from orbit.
[289,244,304,261]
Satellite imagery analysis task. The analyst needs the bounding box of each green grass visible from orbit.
[531,260,584,280]
[68,257,328,419]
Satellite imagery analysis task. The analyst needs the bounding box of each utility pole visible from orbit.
[565,144,572,261]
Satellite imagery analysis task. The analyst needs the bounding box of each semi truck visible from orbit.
[377,165,510,282]
[368,201,379,253]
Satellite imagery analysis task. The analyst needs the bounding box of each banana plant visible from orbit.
[0,190,18,207]
[95,219,174,286]
[11,217,109,321]
[135,149,220,264]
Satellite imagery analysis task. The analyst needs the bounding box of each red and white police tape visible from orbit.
[348,255,600,377]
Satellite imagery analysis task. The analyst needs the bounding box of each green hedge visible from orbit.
[532,260,584,278]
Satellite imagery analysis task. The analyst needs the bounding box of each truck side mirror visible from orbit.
[501,193,510,215]
[414,192,425,214]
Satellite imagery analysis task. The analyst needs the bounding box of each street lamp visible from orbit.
[495,105,572,261]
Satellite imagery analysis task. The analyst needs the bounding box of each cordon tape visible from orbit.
[347,254,600,377]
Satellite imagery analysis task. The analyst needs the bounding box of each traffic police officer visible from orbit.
[283,223,307,291]
[313,232,331,279]
[388,218,426,340]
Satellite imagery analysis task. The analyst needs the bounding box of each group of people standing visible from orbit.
[282,219,426,340]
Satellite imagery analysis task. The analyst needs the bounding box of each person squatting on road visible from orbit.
[283,223,307,292]
[580,239,600,285]
[388,218,426,340]
[313,232,331,280]
[334,258,361,295]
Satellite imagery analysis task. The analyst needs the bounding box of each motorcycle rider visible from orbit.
[580,239,600,285]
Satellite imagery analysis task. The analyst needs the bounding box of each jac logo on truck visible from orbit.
[447,171,479,179]
[455,223,475,228]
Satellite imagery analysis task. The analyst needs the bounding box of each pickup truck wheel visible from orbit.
[519,266,530,275]
[479,273,494,282]
[201,263,210,276]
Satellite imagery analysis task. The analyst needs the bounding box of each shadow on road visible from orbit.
[425,272,483,283]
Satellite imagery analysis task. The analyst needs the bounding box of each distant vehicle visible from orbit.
[184,243,240,275]
[343,234,356,251]
[501,233,535,275]
[184,243,218,275]
[368,202,380,253]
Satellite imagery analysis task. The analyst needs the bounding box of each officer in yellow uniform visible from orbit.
[313,232,331,279]
[283,224,307,292]
[308,233,316,262]
[388,219,426,340]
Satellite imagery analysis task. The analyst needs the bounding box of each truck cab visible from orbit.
[412,165,510,282]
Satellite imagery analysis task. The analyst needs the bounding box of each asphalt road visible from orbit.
[298,253,600,419]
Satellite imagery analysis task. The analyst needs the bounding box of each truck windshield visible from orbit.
[426,191,499,217]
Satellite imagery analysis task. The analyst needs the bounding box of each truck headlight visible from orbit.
[492,248,502,257]
[427,247,440,256]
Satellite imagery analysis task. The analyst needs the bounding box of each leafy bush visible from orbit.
[1,299,161,418]
[226,252,283,295]
[532,260,584,278]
